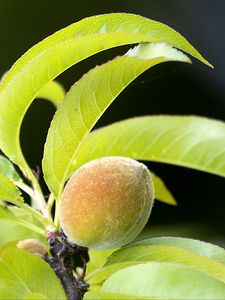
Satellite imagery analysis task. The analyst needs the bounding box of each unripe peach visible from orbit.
[59,156,154,249]
[17,239,47,256]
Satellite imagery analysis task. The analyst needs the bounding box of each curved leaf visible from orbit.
[88,238,225,285]
[1,73,65,108]
[74,116,225,179]
[37,80,65,107]
[103,245,225,283]
[102,262,225,299]
[126,236,225,264]
[43,43,190,198]
[1,13,211,90]
[0,155,21,181]
[0,13,210,181]
[0,247,66,299]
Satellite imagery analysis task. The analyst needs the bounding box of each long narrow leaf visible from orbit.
[74,116,225,179]
[125,236,225,264]
[43,43,190,198]
[102,245,225,283]
[102,262,225,299]
[0,13,210,181]
[87,238,225,285]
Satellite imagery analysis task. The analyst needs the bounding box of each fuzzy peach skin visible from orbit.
[59,156,154,249]
[17,239,47,256]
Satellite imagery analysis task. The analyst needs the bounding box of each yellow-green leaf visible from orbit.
[74,116,225,179]
[126,236,225,264]
[37,80,65,107]
[0,172,21,202]
[87,248,117,275]
[43,43,190,199]
[0,13,210,183]
[87,262,139,285]
[25,293,48,300]
[85,290,153,299]
[0,155,21,182]
[102,262,225,299]
[0,172,48,230]
[0,205,45,237]
[151,172,176,205]
[0,207,46,246]
[0,247,66,299]
[103,245,225,283]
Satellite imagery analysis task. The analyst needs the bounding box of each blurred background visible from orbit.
[0,0,224,245]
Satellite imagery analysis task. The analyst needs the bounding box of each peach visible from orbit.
[59,157,154,249]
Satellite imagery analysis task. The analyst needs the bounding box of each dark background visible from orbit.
[1,0,225,245]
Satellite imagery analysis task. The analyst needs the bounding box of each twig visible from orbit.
[41,231,89,300]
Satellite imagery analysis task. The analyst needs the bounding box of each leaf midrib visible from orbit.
[1,259,32,296]
[0,31,150,94]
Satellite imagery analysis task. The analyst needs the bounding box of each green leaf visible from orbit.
[43,43,190,199]
[0,207,46,246]
[85,290,154,299]
[0,12,210,183]
[0,172,48,229]
[0,205,45,237]
[24,293,48,300]
[87,238,225,285]
[151,172,176,205]
[87,262,139,285]
[0,241,18,254]
[103,245,225,283]
[126,236,225,264]
[37,80,65,107]
[74,116,225,180]
[0,155,21,181]
[102,262,225,299]
[88,236,225,285]
[87,249,117,275]
[0,172,21,202]
[0,205,17,219]
[1,72,65,108]
[0,247,66,299]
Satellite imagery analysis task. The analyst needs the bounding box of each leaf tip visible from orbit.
[200,57,214,68]
[127,43,192,64]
